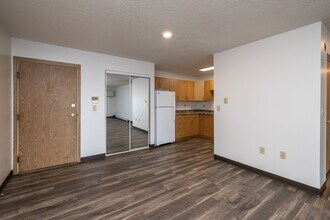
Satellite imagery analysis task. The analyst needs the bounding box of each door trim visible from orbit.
[13,57,81,174]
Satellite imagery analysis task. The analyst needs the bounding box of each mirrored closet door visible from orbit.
[106,73,149,155]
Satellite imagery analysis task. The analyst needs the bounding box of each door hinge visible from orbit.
[16,72,20,78]
[17,156,19,163]
[17,114,20,121]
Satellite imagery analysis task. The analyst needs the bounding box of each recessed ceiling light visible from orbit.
[199,66,214,72]
[162,31,173,39]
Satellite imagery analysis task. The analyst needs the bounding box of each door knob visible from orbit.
[71,113,75,117]
[71,103,76,108]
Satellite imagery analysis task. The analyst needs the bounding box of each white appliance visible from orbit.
[155,91,175,146]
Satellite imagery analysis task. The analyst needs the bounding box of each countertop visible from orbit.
[176,110,214,115]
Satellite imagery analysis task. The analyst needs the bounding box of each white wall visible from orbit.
[214,22,324,188]
[12,38,155,157]
[132,78,149,131]
[0,24,12,184]
[114,84,130,121]
[320,23,330,184]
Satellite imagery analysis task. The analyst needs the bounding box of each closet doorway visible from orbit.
[106,72,150,155]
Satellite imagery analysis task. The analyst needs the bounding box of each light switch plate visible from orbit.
[93,105,97,111]
[224,98,228,104]
[91,96,99,104]
[259,146,265,155]
[217,105,220,111]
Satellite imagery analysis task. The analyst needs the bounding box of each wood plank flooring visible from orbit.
[1,137,330,219]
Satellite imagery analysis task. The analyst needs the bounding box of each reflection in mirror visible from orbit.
[131,77,149,149]
[106,74,130,154]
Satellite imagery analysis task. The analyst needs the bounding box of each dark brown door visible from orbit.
[14,57,80,173]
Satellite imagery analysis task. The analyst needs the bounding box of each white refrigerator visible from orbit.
[155,91,175,146]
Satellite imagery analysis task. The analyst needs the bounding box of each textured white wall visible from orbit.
[214,22,323,188]
[11,38,155,157]
[320,23,330,185]
[0,23,12,184]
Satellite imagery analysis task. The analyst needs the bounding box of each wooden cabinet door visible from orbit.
[194,81,204,101]
[191,115,199,135]
[199,115,205,136]
[15,58,80,173]
[184,115,192,137]
[210,80,214,90]
[178,80,187,101]
[204,80,214,101]
[170,79,180,101]
[175,115,185,139]
[155,77,161,89]
[186,81,194,100]
[200,115,214,139]
[155,77,170,90]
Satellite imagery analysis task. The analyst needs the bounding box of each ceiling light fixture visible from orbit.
[162,31,173,39]
[199,66,214,72]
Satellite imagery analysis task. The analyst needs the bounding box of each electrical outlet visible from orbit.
[280,151,286,160]
[217,105,220,111]
[224,98,228,104]
[259,146,265,155]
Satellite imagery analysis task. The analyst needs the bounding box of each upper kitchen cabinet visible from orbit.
[155,76,212,101]
[204,80,214,101]
[178,80,187,100]
[186,81,194,100]
[155,77,170,90]
[169,79,180,101]
[194,81,205,101]
[178,80,194,101]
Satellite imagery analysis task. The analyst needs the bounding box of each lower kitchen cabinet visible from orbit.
[175,115,186,139]
[175,114,213,140]
[199,115,214,139]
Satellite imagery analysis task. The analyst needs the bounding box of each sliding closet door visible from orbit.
[106,74,130,154]
[131,77,150,149]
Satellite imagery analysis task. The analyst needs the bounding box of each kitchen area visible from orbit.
[155,76,214,142]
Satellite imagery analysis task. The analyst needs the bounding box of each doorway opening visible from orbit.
[105,72,150,155]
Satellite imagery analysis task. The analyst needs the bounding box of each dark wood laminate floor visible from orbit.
[1,137,330,219]
[107,117,148,154]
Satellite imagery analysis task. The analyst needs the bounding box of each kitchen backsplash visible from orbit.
[176,101,214,110]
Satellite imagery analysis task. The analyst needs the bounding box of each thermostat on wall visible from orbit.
[91,96,99,104]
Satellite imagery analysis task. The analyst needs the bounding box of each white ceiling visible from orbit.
[1,0,330,75]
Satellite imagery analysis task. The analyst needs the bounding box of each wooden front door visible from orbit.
[14,57,80,174]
